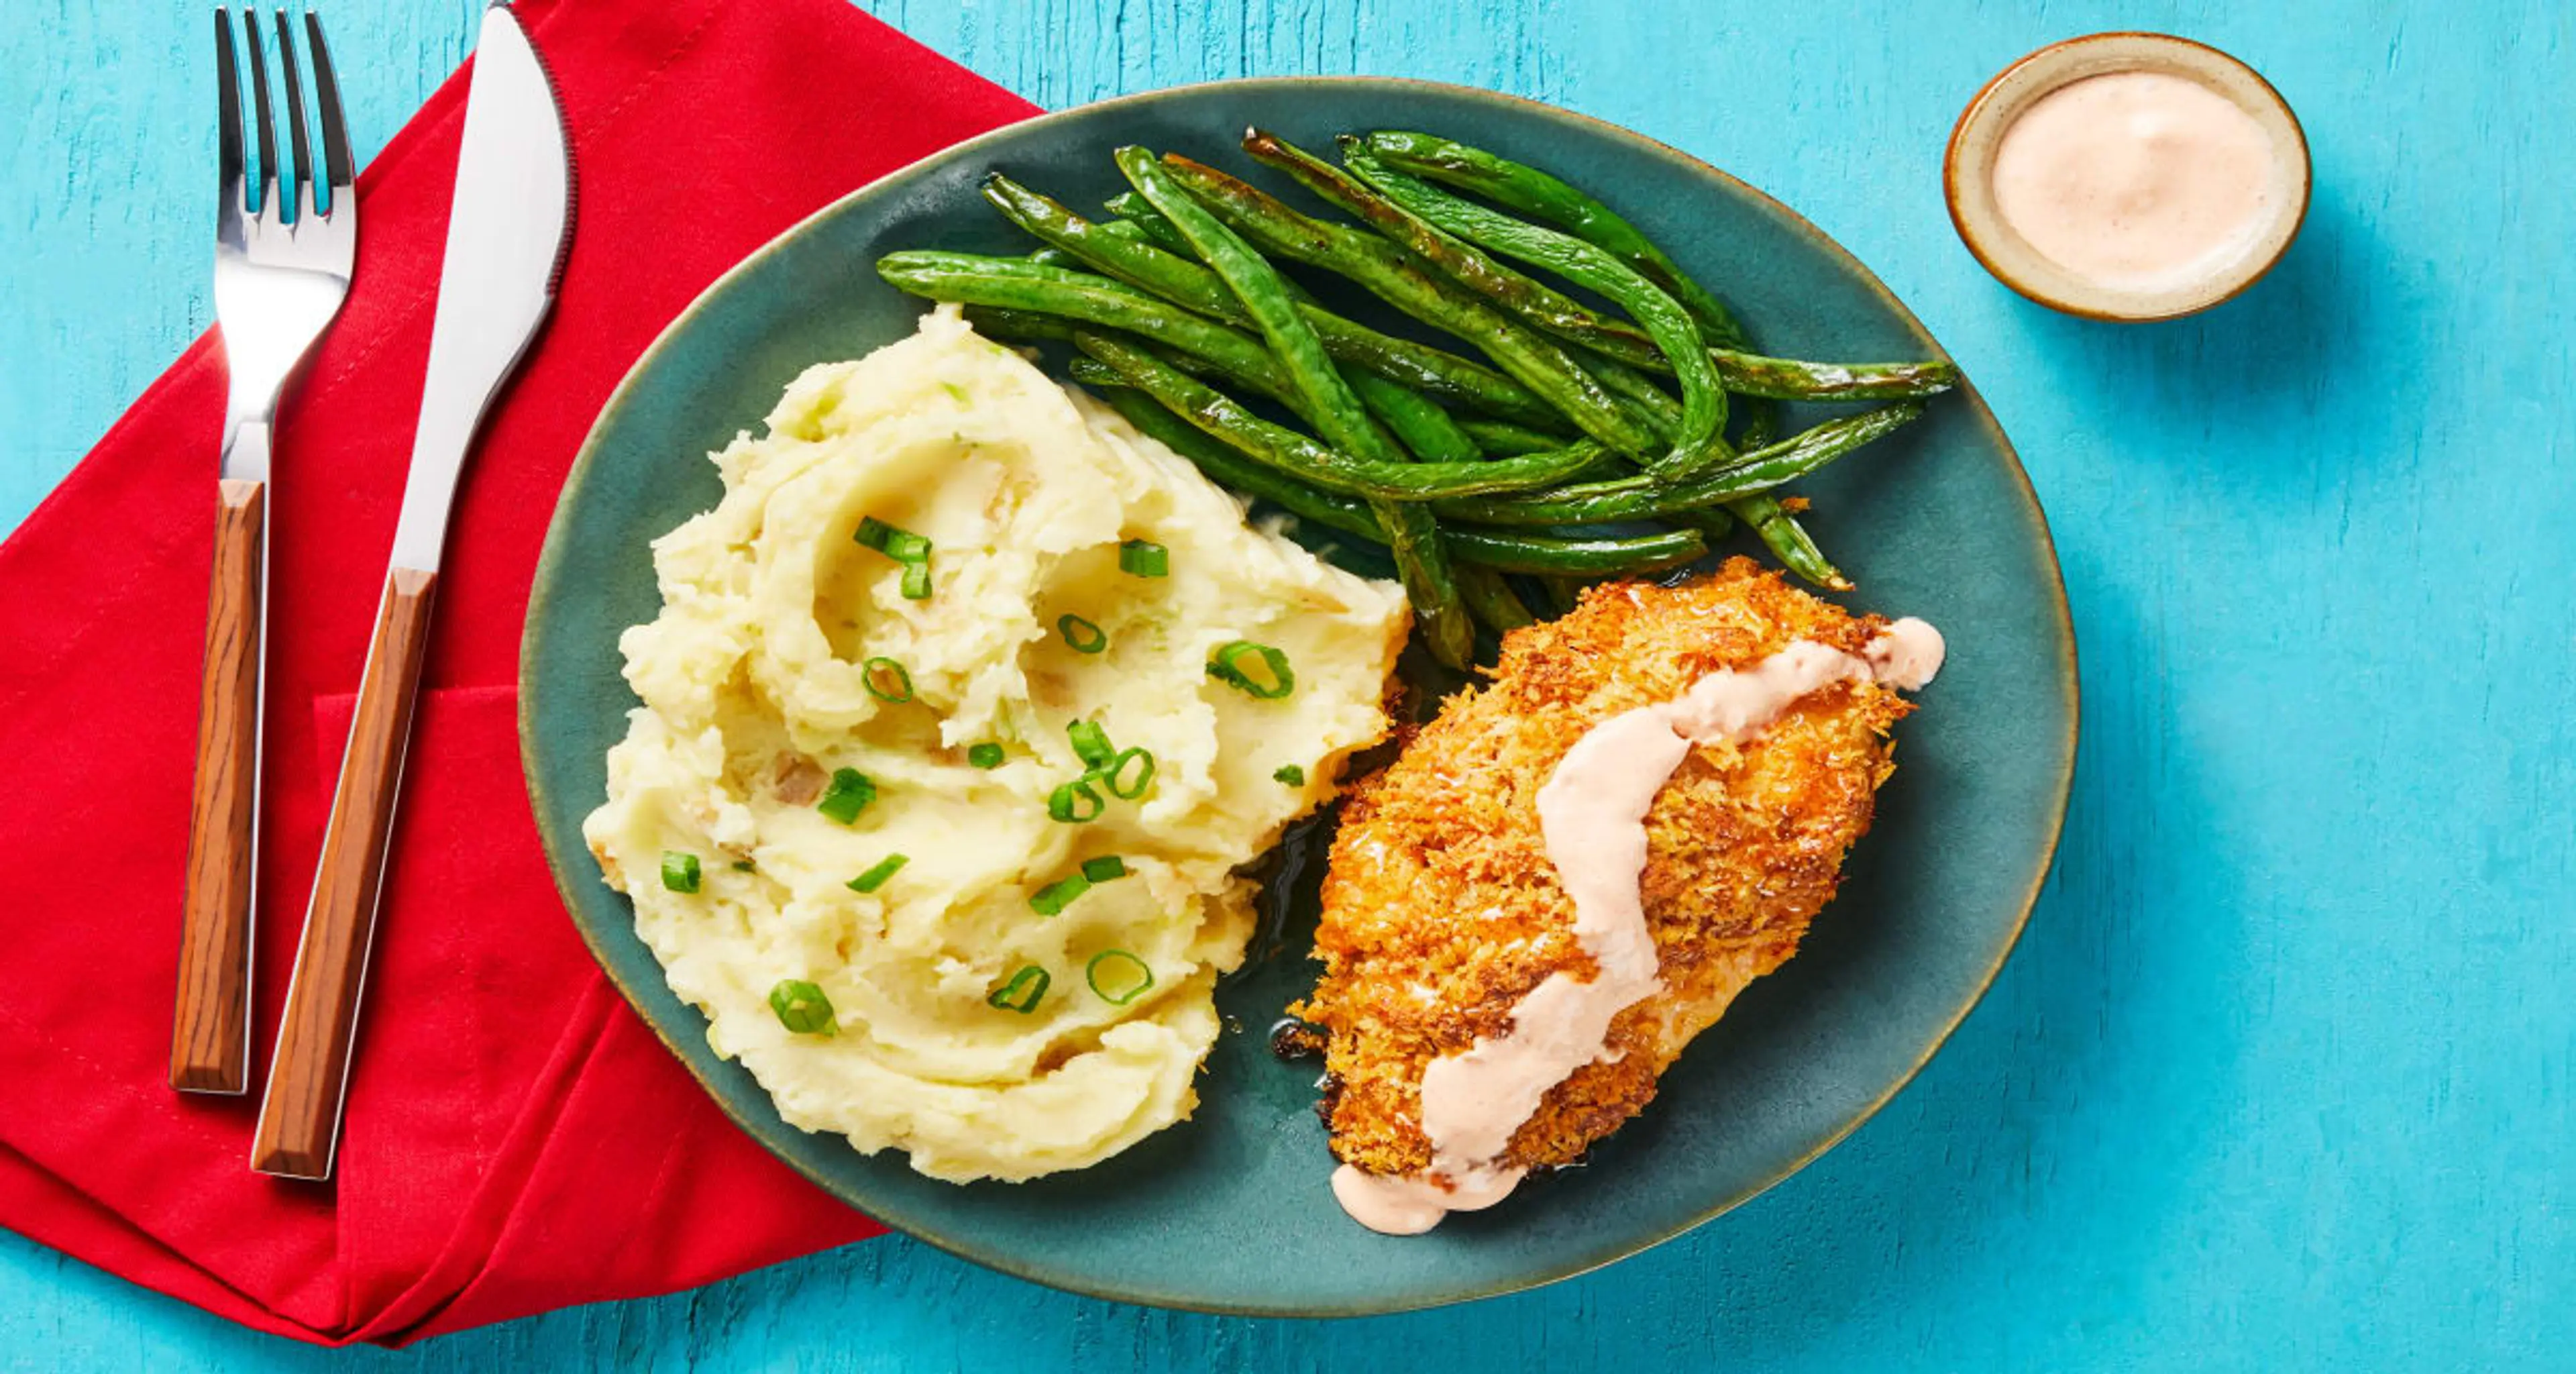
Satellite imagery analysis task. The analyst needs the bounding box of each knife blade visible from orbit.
[252,3,574,1181]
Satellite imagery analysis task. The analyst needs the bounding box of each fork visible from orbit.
[172,7,356,1096]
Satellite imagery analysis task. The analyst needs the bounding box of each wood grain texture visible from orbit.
[170,477,264,1094]
[4,0,2575,1369]
[250,568,436,1181]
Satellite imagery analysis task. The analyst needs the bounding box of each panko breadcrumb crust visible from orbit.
[1298,559,1915,1177]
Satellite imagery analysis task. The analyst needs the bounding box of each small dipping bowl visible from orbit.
[1945,32,2310,320]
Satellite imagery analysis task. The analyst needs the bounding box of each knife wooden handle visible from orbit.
[252,567,437,1179]
[172,478,266,1095]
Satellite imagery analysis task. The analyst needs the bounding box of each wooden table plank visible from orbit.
[2,0,2569,1367]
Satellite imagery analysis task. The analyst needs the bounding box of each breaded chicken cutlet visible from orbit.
[1299,558,1941,1230]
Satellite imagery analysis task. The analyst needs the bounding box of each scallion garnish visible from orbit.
[816,768,876,825]
[967,742,1006,770]
[861,656,914,703]
[1047,777,1105,823]
[660,851,702,894]
[1207,641,1295,699]
[1057,614,1108,654]
[1274,764,1305,786]
[1118,539,1169,578]
[847,854,908,894]
[731,859,757,872]
[942,381,971,403]
[1030,874,1091,916]
[1081,855,1128,883]
[1104,747,1155,800]
[1067,719,1116,770]
[768,979,837,1035]
[1085,950,1155,1006]
[987,965,1050,1013]
[857,518,934,599]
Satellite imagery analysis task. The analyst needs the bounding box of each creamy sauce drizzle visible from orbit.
[1991,70,2275,290]
[1332,619,1945,1234]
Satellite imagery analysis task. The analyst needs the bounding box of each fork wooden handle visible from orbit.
[251,566,436,1179]
[172,477,268,1094]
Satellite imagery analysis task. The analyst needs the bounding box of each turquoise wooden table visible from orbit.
[5,0,2570,1367]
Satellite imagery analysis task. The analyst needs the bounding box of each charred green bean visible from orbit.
[1075,333,1601,500]
[1158,154,1663,458]
[1432,402,1922,526]
[1094,386,1707,578]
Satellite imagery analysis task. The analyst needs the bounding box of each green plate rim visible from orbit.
[519,74,2078,1317]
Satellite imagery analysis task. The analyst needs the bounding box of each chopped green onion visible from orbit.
[1030,874,1091,916]
[731,859,757,872]
[768,979,836,1035]
[1207,641,1295,699]
[900,560,932,600]
[1274,764,1306,786]
[1118,539,1169,578]
[1058,614,1108,654]
[1104,747,1155,800]
[660,851,702,894]
[1067,719,1116,770]
[1047,778,1105,823]
[967,742,1006,770]
[847,854,908,894]
[942,381,971,403]
[1081,855,1128,883]
[816,768,876,825]
[987,965,1050,1013]
[854,517,899,551]
[861,657,914,703]
[1085,950,1155,1006]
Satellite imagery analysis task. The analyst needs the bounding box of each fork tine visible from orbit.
[239,8,278,214]
[215,9,244,207]
[272,11,312,217]
[304,11,354,197]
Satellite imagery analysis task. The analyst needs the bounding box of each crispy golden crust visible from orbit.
[1299,559,1913,1176]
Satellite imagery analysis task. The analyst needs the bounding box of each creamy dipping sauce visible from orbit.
[1991,70,2275,290]
[1332,619,1946,1234]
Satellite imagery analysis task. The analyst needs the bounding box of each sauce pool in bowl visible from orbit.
[1946,33,2310,321]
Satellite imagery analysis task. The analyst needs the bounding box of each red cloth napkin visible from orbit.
[0,0,1038,1345]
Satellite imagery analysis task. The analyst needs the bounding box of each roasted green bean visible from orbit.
[1457,418,1566,456]
[983,175,1570,429]
[1104,190,1193,254]
[1348,371,1482,461]
[1359,130,1836,553]
[1353,144,1838,574]
[1432,402,1923,527]
[1324,139,1731,480]
[1729,491,1848,590]
[998,311,1466,459]
[1444,525,1705,576]
[1297,139,1952,402]
[878,252,1294,399]
[1116,147,1474,666]
[986,174,1482,461]
[1709,350,1960,401]
[1242,132,1665,371]
[1093,386,1707,577]
[1362,130,1754,351]
[1456,563,1536,634]
[1158,154,1664,458]
[1075,333,1601,501]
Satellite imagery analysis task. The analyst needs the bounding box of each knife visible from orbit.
[251,3,574,1180]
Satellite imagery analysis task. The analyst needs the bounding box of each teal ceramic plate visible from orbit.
[521,78,2076,1316]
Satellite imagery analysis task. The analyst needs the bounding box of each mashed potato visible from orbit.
[584,307,1408,1182]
